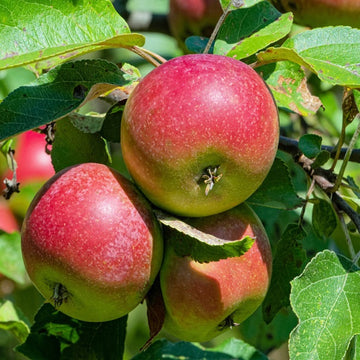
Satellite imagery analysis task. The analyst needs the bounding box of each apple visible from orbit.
[160,203,272,342]
[5,130,55,184]
[21,163,163,322]
[121,54,279,217]
[271,0,360,28]
[0,199,19,233]
[168,0,223,52]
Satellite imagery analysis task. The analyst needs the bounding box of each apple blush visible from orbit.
[21,163,163,322]
[121,54,279,217]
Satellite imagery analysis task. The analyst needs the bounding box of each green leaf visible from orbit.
[69,113,105,134]
[311,150,331,169]
[257,27,360,87]
[185,36,213,54]
[0,0,144,72]
[262,224,307,323]
[100,102,125,143]
[220,0,264,11]
[312,198,338,239]
[247,157,304,210]
[154,209,255,263]
[289,250,360,360]
[0,299,30,343]
[17,303,128,360]
[0,59,140,141]
[0,231,27,285]
[299,134,322,158]
[133,338,268,360]
[51,118,111,173]
[214,2,293,60]
[213,338,268,359]
[239,307,298,354]
[260,61,322,116]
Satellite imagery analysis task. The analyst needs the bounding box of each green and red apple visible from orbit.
[271,0,360,28]
[121,54,279,217]
[160,203,272,342]
[168,0,223,52]
[21,163,163,322]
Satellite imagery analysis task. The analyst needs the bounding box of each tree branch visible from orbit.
[332,192,360,234]
[279,135,360,163]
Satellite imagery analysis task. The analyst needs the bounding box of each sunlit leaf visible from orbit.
[0,0,144,72]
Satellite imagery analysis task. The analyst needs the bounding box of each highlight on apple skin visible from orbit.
[121,54,279,217]
[21,162,163,322]
[160,203,272,342]
[271,0,360,28]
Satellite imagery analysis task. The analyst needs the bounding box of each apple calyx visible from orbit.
[217,315,240,331]
[201,166,222,196]
[51,283,69,308]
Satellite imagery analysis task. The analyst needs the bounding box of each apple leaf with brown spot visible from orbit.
[17,303,128,360]
[257,27,360,87]
[0,0,144,73]
[262,224,307,324]
[154,210,255,263]
[289,250,360,360]
[215,2,293,60]
[260,61,322,116]
[0,59,140,141]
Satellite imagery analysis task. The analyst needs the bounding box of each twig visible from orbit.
[203,1,244,54]
[332,192,360,234]
[338,211,356,260]
[331,114,360,192]
[126,46,162,68]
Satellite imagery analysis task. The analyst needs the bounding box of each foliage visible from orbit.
[0,0,359,359]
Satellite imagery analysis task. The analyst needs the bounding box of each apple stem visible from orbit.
[51,283,69,308]
[127,46,165,68]
[201,166,222,196]
[203,0,244,54]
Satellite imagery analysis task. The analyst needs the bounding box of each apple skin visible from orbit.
[9,130,55,184]
[271,0,360,28]
[160,203,272,342]
[121,54,279,217]
[21,163,163,322]
[168,0,223,52]
[0,199,19,233]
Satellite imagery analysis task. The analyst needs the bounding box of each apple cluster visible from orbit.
[21,54,279,342]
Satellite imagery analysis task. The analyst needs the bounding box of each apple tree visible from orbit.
[0,0,359,359]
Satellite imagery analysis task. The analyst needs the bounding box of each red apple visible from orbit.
[160,203,272,342]
[0,199,19,233]
[7,130,55,184]
[168,0,223,52]
[21,163,163,322]
[121,54,279,217]
[271,0,360,28]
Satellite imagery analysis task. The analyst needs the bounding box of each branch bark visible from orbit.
[279,135,360,163]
